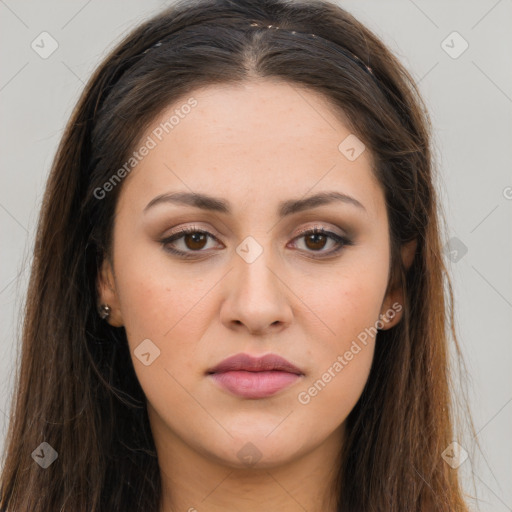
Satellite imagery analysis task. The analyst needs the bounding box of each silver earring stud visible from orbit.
[99,304,111,320]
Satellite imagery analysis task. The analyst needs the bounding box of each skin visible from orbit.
[98,79,416,512]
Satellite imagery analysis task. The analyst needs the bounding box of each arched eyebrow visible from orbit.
[143,190,367,216]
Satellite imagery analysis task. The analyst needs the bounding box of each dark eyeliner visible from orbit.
[159,227,217,259]
[159,226,352,259]
[291,227,353,259]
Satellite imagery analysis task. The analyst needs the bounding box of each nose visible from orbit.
[220,246,293,336]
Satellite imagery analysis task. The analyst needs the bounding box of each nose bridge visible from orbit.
[221,232,293,333]
[233,233,282,299]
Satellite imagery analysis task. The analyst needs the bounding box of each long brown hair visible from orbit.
[0,0,474,510]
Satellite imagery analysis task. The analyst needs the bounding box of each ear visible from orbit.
[97,256,124,327]
[378,238,417,330]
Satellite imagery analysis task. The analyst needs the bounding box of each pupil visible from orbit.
[306,233,326,250]
[186,232,206,249]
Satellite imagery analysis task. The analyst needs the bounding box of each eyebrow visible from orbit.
[143,190,367,216]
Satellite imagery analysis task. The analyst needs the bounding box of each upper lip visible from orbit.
[207,353,304,375]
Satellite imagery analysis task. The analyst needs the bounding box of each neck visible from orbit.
[151,414,344,512]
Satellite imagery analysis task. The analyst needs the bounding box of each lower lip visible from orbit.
[209,370,301,399]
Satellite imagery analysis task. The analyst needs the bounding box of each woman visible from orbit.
[0,0,473,510]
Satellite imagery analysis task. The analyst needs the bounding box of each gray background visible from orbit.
[0,1,510,510]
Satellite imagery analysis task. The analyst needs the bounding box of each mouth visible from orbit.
[206,353,304,399]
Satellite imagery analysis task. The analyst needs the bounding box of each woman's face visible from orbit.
[98,79,407,469]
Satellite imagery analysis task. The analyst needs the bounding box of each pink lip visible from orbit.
[206,353,304,399]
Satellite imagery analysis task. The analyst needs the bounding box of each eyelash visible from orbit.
[160,225,353,260]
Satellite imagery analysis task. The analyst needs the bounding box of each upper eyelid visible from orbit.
[160,226,351,261]
[162,225,347,248]
[164,225,343,242]
[164,222,346,239]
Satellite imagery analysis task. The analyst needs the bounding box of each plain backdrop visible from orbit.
[0,1,511,510]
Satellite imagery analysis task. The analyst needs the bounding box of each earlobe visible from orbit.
[379,238,417,330]
[379,286,404,330]
[96,257,124,327]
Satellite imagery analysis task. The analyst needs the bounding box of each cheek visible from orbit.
[298,248,390,348]
[293,251,389,414]
[111,259,213,419]
[294,342,374,442]
[112,231,212,344]
[292,301,381,434]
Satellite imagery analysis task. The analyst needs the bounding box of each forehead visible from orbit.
[118,79,383,219]
[145,79,363,157]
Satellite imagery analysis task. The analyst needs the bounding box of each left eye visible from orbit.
[160,227,221,257]
[160,226,351,259]
[290,228,349,254]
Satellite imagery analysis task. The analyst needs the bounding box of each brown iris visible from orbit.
[304,232,328,251]
[184,232,208,250]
